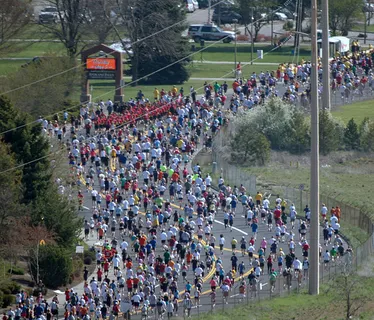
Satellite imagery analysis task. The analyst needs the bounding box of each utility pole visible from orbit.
[364,11,367,45]
[251,7,254,65]
[309,0,320,296]
[233,19,238,77]
[322,0,331,110]
[208,0,211,23]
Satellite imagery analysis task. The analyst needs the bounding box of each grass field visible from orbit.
[332,99,374,123]
[191,43,311,64]
[198,273,374,320]
[87,79,210,102]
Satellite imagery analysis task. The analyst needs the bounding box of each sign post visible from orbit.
[299,184,304,213]
[80,44,124,103]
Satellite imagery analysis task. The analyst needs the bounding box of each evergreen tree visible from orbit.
[122,0,191,84]
[319,109,344,155]
[344,118,360,150]
[0,96,80,248]
[32,188,82,248]
[288,109,311,154]
[359,119,374,152]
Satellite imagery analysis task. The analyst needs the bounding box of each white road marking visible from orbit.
[260,282,268,290]
[83,206,90,210]
[214,220,248,235]
[230,293,240,298]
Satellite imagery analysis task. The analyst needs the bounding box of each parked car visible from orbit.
[192,0,199,10]
[184,0,195,12]
[277,8,297,19]
[38,7,61,24]
[212,10,242,24]
[188,24,236,43]
[197,0,209,8]
[261,12,288,21]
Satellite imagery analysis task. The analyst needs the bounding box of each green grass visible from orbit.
[351,23,374,33]
[3,42,66,58]
[0,60,28,75]
[198,276,374,320]
[190,43,311,64]
[332,99,374,123]
[188,62,277,79]
[88,79,211,102]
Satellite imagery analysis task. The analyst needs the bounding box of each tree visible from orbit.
[319,109,344,155]
[0,0,32,55]
[344,118,360,150]
[237,0,271,41]
[41,0,89,58]
[1,56,80,117]
[230,125,271,165]
[32,188,82,248]
[85,0,118,44]
[329,0,364,36]
[288,109,310,154]
[111,0,191,84]
[359,118,374,152]
[29,244,72,288]
[329,267,369,320]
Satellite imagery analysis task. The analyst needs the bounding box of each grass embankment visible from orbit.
[332,99,374,123]
[197,275,374,320]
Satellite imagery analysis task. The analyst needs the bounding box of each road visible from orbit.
[43,86,349,318]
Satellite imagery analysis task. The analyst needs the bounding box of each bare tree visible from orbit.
[85,0,119,44]
[41,0,90,58]
[329,264,368,320]
[0,0,32,55]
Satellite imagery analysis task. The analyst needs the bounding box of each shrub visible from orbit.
[2,294,15,308]
[0,280,21,295]
[83,256,93,265]
[29,245,72,289]
[283,20,294,31]
[8,266,25,275]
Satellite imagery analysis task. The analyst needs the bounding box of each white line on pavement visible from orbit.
[214,220,248,235]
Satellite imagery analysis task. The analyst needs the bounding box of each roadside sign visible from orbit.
[75,246,84,254]
[299,184,305,191]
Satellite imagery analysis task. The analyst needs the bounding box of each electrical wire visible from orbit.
[0,34,294,176]
[0,0,226,97]
[0,0,295,136]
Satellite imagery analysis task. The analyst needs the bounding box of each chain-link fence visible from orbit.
[210,128,257,195]
[124,239,374,320]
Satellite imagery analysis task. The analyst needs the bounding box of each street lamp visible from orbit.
[233,18,238,78]
[250,7,254,65]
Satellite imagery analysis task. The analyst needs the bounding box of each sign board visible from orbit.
[87,58,116,70]
[75,246,84,254]
[87,71,116,80]
[257,50,264,59]
[299,184,305,191]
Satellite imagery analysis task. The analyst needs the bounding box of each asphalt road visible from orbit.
[45,90,347,318]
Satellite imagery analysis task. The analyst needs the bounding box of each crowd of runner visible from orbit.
[8,45,368,319]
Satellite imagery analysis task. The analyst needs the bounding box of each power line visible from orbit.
[0,0,294,136]
[0,0,226,97]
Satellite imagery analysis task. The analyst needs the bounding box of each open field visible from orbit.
[190,43,311,64]
[198,274,374,320]
[87,79,210,102]
[332,99,374,123]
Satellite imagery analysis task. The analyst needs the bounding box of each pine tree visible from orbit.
[123,0,191,84]
[344,118,360,150]
[319,109,344,155]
